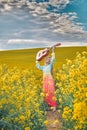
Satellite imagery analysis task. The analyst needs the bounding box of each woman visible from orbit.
[36,48,57,112]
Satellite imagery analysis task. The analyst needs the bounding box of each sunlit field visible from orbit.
[0,46,86,68]
[0,46,87,130]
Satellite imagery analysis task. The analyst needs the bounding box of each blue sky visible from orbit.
[0,0,87,50]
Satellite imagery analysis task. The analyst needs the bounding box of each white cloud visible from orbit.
[49,12,86,35]
[0,39,86,51]
[48,0,70,9]
[0,0,87,48]
[24,1,87,37]
[60,42,87,47]
[7,39,87,46]
[7,39,54,45]
[0,0,84,33]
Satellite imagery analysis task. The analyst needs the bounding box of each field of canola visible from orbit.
[0,48,87,130]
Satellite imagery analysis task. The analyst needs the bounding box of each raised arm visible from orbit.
[36,61,43,71]
[50,47,55,65]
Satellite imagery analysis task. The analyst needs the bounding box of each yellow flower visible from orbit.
[52,96,57,101]
[25,127,31,130]
[53,119,59,124]
[45,93,49,97]
[44,120,49,125]
[20,115,25,121]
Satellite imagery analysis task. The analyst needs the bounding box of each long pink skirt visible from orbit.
[43,75,56,107]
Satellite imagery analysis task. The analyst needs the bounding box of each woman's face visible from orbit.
[45,56,51,64]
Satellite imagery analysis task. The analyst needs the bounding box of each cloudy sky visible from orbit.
[0,0,87,50]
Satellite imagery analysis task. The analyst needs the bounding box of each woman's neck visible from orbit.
[45,62,48,65]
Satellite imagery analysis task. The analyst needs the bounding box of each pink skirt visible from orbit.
[43,74,57,107]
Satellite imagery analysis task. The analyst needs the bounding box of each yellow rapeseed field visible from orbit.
[0,46,87,130]
[55,51,87,130]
